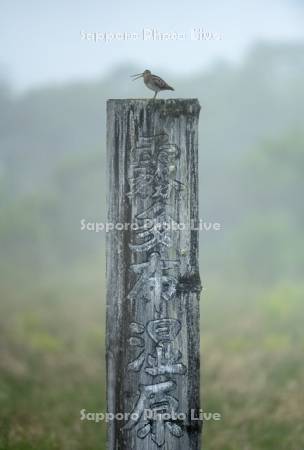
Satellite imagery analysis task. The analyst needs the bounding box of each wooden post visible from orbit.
[106,99,201,450]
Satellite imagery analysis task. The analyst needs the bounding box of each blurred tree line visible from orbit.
[0,42,303,287]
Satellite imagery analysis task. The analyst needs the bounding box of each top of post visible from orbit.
[107,98,201,116]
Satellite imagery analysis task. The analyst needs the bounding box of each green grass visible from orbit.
[1,267,303,449]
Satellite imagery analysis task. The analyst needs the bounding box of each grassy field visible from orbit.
[1,263,303,450]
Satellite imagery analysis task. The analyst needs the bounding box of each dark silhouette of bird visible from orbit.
[131,69,174,99]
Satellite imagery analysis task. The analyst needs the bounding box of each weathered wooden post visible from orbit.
[106,99,201,450]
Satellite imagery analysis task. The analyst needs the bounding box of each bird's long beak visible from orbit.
[131,73,143,81]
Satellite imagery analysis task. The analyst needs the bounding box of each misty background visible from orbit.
[0,1,304,449]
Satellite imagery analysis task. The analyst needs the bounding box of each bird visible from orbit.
[131,69,174,99]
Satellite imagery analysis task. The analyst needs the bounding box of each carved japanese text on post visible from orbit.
[123,132,187,447]
[106,99,201,450]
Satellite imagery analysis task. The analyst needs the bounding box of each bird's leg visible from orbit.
[153,91,157,100]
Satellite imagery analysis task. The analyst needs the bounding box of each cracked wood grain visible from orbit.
[106,99,202,450]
